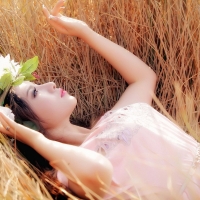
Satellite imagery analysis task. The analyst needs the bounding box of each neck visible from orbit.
[45,119,91,146]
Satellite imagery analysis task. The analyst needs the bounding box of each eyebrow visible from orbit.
[26,85,34,97]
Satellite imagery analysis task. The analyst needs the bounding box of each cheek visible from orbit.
[30,95,77,121]
[33,104,50,119]
[37,96,77,121]
[30,98,57,118]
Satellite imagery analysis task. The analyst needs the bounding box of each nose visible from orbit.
[40,82,56,92]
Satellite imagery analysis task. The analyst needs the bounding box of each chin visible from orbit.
[69,96,77,111]
[72,97,77,108]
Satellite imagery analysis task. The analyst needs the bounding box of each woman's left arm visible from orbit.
[43,1,157,109]
[81,28,157,109]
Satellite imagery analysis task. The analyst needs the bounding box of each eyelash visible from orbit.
[33,87,38,98]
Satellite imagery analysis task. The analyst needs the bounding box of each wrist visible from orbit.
[80,26,95,41]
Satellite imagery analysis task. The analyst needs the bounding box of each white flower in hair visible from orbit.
[0,54,21,78]
[0,106,14,121]
[0,54,39,105]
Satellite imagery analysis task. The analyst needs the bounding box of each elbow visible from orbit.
[67,156,113,199]
[152,70,157,86]
[89,156,113,197]
[133,68,157,87]
[148,69,157,90]
[95,156,113,184]
[148,67,157,81]
[152,69,157,81]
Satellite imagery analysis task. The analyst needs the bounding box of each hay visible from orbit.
[0,134,53,199]
[0,0,200,199]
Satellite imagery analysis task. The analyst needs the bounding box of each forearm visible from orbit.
[27,132,113,197]
[0,112,113,197]
[81,27,156,84]
[43,4,156,85]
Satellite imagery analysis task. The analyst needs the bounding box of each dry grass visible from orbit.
[0,134,53,200]
[0,0,200,199]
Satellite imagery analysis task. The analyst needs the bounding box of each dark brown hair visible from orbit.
[4,90,68,198]
[5,90,45,133]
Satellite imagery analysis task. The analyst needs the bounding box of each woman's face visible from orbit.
[12,81,77,128]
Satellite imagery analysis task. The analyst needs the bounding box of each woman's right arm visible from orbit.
[0,112,113,198]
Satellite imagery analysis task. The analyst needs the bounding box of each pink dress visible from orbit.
[80,103,200,199]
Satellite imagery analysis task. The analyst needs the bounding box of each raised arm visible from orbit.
[0,112,113,198]
[81,29,157,109]
[43,0,157,109]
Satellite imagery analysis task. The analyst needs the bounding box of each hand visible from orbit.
[0,112,40,145]
[0,111,18,137]
[43,0,89,38]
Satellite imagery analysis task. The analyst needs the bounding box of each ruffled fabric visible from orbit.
[81,103,200,199]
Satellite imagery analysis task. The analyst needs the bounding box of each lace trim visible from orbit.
[95,104,153,156]
[180,143,200,195]
[185,143,200,178]
[192,143,200,169]
[96,125,141,156]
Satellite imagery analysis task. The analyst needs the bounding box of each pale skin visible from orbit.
[0,0,157,198]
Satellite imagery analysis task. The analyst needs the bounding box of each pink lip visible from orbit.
[60,88,66,97]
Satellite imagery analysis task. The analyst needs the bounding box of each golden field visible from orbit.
[0,0,200,199]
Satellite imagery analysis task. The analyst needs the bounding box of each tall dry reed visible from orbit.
[0,0,200,199]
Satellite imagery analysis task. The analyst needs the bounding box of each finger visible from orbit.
[0,115,13,136]
[51,0,65,16]
[49,15,70,28]
[48,15,68,33]
[0,112,16,131]
[0,126,12,137]
[42,5,51,19]
[43,6,66,33]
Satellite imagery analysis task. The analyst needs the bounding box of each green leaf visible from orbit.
[0,72,12,90]
[12,76,25,86]
[20,56,39,75]
[24,73,36,81]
